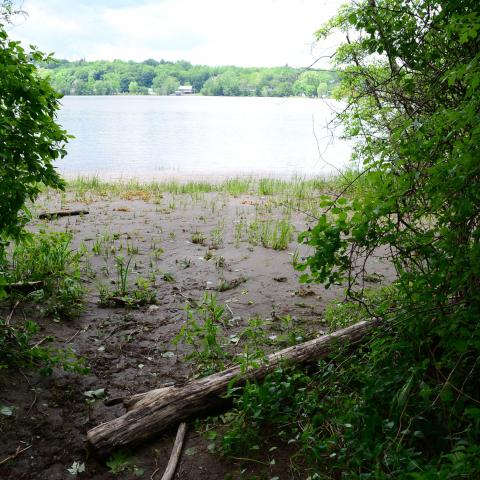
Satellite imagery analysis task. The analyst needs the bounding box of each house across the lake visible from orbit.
[175,85,194,95]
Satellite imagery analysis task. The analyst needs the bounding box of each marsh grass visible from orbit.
[191,231,207,245]
[209,222,225,249]
[260,218,295,250]
[234,216,294,250]
[65,173,358,202]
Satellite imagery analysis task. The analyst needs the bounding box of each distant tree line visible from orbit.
[39,59,340,97]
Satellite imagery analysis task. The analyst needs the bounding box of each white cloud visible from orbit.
[7,0,346,67]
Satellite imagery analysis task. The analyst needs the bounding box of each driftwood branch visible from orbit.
[87,320,378,454]
[160,422,187,480]
[5,281,43,293]
[39,210,89,220]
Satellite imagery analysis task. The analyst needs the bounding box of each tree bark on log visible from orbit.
[87,319,378,454]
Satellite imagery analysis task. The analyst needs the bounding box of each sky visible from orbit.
[6,0,346,67]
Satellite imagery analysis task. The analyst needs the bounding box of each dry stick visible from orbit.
[30,337,50,349]
[160,422,187,480]
[5,300,20,326]
[151,465,161,480]
[0,444,32,466]
[38,209,89,220]
[65,329,83,344]
[311,114,346,180]
[225,303,235,318]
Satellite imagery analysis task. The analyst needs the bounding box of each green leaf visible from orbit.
[0,405,13,416]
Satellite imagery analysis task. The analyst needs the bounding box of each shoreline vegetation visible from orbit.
[40,59,340,97]
[64,173,356,197]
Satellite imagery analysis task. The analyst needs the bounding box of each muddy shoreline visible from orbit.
[0,182,394,479]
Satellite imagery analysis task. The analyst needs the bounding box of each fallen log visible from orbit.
[39,209,89,220]
[5,280,43,293]
[87,319,378,454]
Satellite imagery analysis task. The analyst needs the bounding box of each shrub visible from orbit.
[0,19,69,263]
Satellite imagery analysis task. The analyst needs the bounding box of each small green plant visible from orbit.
[131,277,157,305]
[233,220,245,247]
[179,258,191,269]
[106,450,143,476]
[91,236,103,255]
[114,255,133,297]
[247,218,260,246]
[162,271,175,282]
[236,317,268,373]
[173,293,229,375]
[209,223,224,249]
[40,275,85,320]
[0,318,88,375]
[271,315,307,347]
[126,241,139,255]
[97,256,156,308]
[191,231,206,245]
[214,255,227,270]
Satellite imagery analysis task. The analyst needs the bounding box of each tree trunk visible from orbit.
[87,319,378,454]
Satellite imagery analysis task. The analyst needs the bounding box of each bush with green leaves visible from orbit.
[289,0,480,477]
[0,14,69,268]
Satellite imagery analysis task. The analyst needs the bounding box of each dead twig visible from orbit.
[0,444,32,466]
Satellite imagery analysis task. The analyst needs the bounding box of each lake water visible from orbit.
[56,95,352,179]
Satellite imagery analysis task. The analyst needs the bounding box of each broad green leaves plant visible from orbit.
[0,20,69,257]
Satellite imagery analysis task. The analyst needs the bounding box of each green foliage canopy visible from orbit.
[40,59,340,98]
[300,0,480,307]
